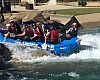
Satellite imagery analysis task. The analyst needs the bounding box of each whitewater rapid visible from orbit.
[3,33,100,63]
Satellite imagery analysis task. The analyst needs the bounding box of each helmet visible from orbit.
[22,24,28,29]
[72,22,77,26]
[10,19,14,23]
[6,24,11,27]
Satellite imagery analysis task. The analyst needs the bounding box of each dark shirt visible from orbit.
[67,27,78,37]
[13,22,22,34]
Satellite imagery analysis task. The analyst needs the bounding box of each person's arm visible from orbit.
[66,29,70,34]
[17,31,25,36]
[66,28,72,34]
[46,32,50,37]
[4,32,10,37]
[31,33,38,39]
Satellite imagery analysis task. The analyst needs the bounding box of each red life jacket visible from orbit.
[33,30,42,40]
[11,27,16,31]
[8,27,16,33]
[34,31,41,37]
[26,28,33,37]
[51,30,58,41]
[36,26,43,36]
[7,27,12,32]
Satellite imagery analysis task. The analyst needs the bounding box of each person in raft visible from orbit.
[31,23,43,42]
[50,27,59,44]
[16,24,33,41]
[4,24,12,38]
[66,22,78,39]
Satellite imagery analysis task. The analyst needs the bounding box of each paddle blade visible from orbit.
[10,33,15,37]
[42,43,47,50]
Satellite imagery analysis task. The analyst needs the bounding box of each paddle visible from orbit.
[42,36,48,50]
[4,33,16,38]
[10,33,16,37]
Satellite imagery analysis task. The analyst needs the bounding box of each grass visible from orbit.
[54,8,100,15]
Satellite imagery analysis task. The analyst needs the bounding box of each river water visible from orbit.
[0,26,100,80]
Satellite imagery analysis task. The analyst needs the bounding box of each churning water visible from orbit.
[0,26,100,80]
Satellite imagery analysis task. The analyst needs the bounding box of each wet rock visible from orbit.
[0,43,12,69]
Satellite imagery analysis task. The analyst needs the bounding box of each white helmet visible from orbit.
[6,24,11,27]
[72,22,77,26]
[10,19,14,23]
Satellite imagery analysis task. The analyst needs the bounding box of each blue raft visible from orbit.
[0,33,80,55]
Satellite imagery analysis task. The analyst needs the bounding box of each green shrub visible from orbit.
[78,0,87,7]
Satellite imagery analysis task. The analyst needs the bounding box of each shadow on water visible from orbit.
[0,63,16,80]
[0,43,15,70]
[31,49,49,57]
[79,45,96,51]
[0,62,15,70]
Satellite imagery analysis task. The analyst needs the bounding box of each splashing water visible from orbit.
[70,33,100,60]
[0,27,100,80]
[1,32,99,63]
[68,72,79,78]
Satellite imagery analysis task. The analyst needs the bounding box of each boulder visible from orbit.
[0,43,12,64]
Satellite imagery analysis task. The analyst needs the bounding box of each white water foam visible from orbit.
[69,33,100,60]
[2,33,100,63]
[68,72,79,78]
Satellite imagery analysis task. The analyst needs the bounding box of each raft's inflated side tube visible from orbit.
[46,37,80,55]
[0,33,80,55]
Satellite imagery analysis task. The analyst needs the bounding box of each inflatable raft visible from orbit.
[0,33,80,55]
